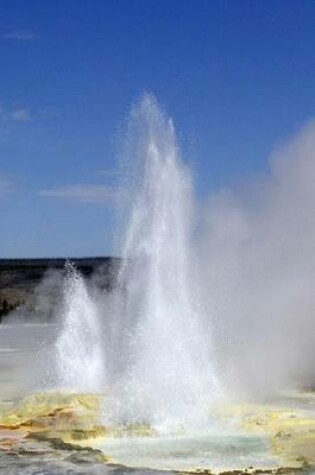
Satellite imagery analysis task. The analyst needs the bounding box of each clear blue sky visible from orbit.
[0,0,314,257]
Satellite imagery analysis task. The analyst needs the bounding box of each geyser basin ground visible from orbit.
[1,323,315,474]
[82,392,315,472]
[1,395,315,474]
[87,432,280,472]
[1,388,315,473]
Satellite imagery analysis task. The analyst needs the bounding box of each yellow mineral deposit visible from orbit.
[1,390,315,473]
[217,391,315,470]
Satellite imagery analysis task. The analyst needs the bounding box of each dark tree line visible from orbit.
[0,299,19,321]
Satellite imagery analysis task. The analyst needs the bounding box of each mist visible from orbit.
[200,120,315,399]
[3,119,315,404]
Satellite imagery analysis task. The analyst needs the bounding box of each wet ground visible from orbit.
[0,323,315,475]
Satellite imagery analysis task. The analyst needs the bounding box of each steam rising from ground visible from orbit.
[52,101,315,408]
[201,120,315,398]
[4,104,315,407]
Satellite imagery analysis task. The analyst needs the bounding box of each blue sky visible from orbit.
[0,0,314,257]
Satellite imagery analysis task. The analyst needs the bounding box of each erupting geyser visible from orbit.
[3,97,315,473]
[55,95,221,431]
[108,95,221,430]
[55,262,105,392]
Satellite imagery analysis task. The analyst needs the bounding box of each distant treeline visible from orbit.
[0,257,121,321]
[0,298,20,320]
[0,257,120,285]
[0,257,118,272]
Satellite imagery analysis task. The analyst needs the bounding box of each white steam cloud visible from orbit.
[200,120,315,398]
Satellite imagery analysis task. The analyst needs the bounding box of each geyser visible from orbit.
[107,95,221,431]
[55,95,220,430]
[55,262,105,392]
